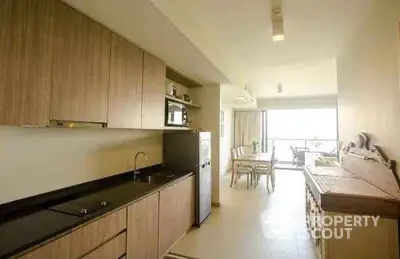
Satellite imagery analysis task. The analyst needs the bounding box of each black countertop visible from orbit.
[0,168,193,258]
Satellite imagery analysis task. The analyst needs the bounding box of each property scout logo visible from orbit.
[306,215,380,239]
[261,212,380,240]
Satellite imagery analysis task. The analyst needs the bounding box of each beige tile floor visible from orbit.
[170,170,318,259]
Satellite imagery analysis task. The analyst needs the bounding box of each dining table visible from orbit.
[230,152,273,188]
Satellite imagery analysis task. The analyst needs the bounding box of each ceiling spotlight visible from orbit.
[272,9,284,42]
[277,83,283,93]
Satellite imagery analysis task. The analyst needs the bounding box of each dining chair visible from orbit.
[254,146,276,192]
[290,145,309,167]
[241,145,252,156]
[238,146,244,157]
[231,148,253,190]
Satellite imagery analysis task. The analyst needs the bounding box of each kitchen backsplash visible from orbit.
[0,126,162,205]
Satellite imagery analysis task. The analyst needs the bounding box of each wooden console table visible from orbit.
[304,133,400,259]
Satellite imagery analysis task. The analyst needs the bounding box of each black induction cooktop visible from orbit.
[48,196,110,217]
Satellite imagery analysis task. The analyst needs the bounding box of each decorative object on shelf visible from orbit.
[167,82,176,97]
[183,94,192,103]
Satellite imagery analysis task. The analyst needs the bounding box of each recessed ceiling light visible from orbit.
[272,34,284,42]
[272,9,284,42]
[277,83,283,93]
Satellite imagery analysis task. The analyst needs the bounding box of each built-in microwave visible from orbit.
[165,99,188,127]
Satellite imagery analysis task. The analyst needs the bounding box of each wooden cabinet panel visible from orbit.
[70,208,127,258]
[184,175,195,232]
[0,0,22,125]
[142,52,166,129]
[83,232,126,259]
[159,176,195,256]
[108,33,143,128]
[15,0,54,126]
[127,192,159,259]
[0,0,54,125]
[51,1,110,123]
[18,234,71,259]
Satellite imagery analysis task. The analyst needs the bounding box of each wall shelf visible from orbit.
[166,67,202,88]
[165,95,201,109]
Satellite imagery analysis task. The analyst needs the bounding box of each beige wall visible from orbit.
[190,85,221,204]
[0,127,162,205]
[336,0,400,174]
[219,106,233,175]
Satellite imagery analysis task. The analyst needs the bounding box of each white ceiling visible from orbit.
[151,0,373,97]
[63,0,373,99]
[249,59,338,98]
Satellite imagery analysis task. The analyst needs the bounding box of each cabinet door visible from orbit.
[51,1,110,123]
[15,0,55,126]
[108,33,143,128]
[0,0,54,126]
[127,192,159,259]
[159,176,194,256]
[70,208,127,258]
[183,175,195,231]
[142,52,165,129]
[83,232,126,259]
[18,234,71,259]
[0,0,22,124]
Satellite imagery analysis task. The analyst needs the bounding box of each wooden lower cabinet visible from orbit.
[17,177,196,259]
[127,192,159,259]
[70,208,127,258]
[83,232,126,259]
[305,186,399,259]
[159,176,195,257]
[18,234,71,259]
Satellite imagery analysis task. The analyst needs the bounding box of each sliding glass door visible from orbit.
[263,108,338,166]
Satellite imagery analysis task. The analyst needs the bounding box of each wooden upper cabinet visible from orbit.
[108,34,143,128]
[51,1,111,123]
[142,52,166,129]
[0,0,22,125]
[127,192,159,259]
[0,0,54,126]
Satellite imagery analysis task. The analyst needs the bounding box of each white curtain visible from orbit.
[234,111,261,146]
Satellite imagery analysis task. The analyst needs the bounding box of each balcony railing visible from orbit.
[265,138,338,164]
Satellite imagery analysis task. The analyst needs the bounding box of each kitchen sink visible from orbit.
[136,172,177,185]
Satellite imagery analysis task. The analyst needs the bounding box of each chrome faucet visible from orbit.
[133,152,147,179]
